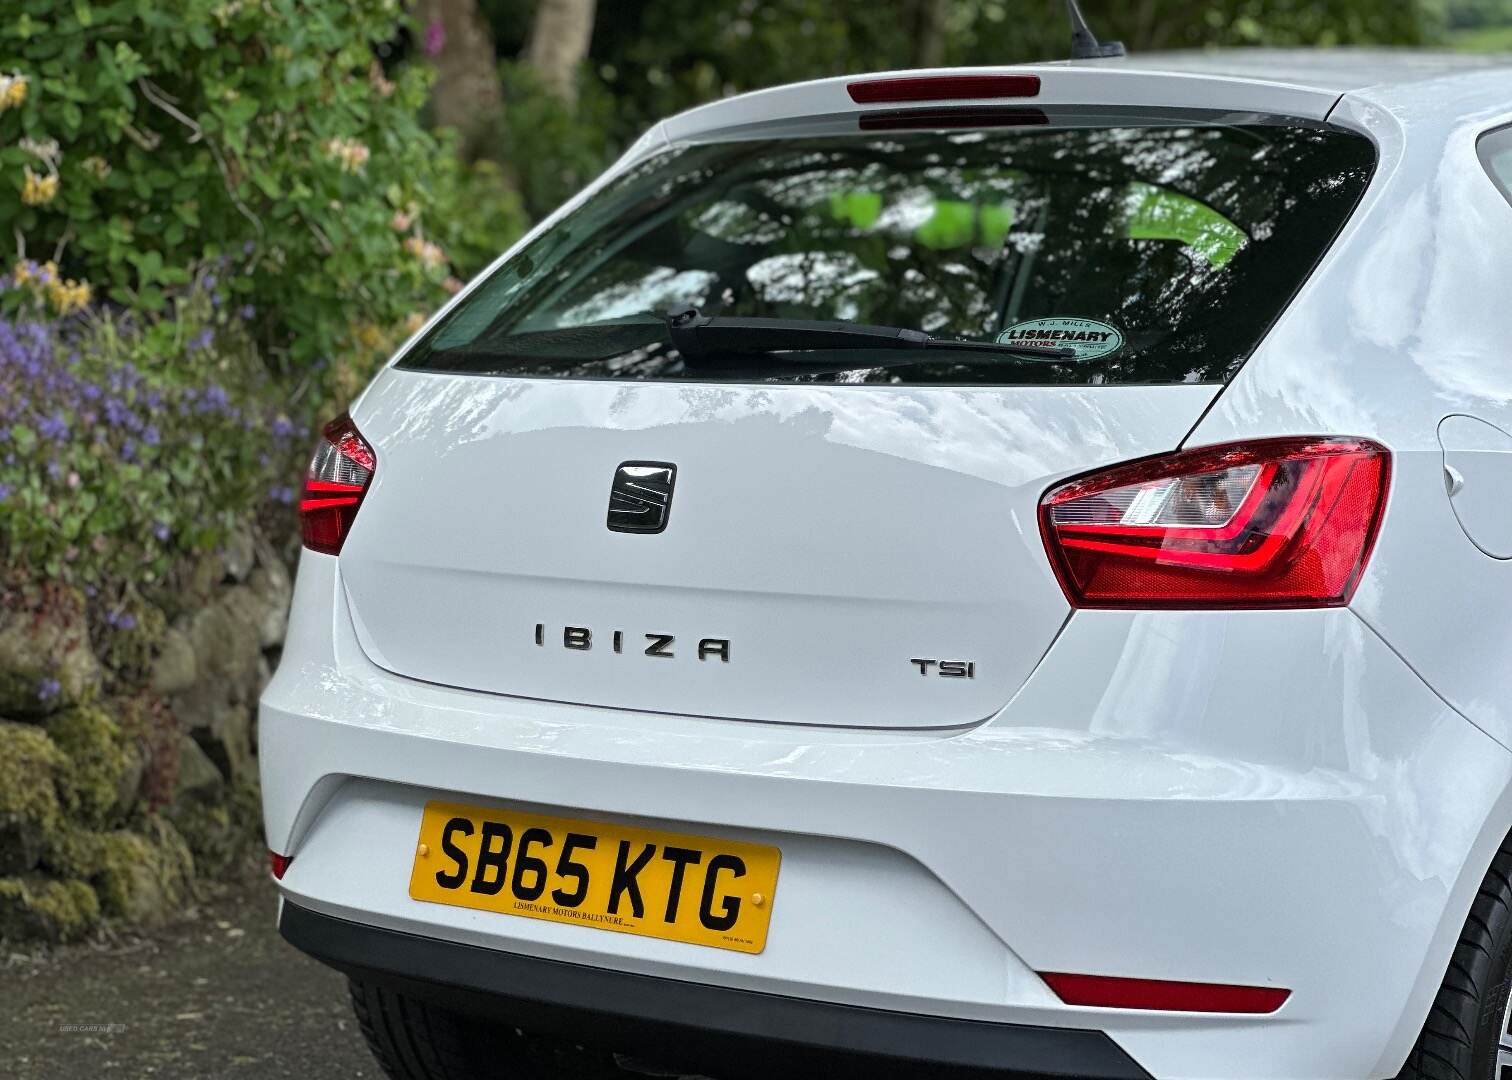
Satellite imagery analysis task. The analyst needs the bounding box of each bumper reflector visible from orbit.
[1039,971,1290,1014]
[269,851,293,880]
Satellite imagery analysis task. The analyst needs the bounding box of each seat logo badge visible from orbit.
[608,461,676,534]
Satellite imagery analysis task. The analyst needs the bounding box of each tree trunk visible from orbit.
[523,0,597,106]
[908,0,950,69]
[416,0,505,158]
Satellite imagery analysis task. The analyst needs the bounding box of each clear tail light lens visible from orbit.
[1040,437,1390,609]
[299,414,376,556]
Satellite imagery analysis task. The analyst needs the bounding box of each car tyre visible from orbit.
[1399,836,1512,1079]
[349,976,624,1080]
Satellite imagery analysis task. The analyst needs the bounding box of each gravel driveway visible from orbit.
[2,869,375,1079]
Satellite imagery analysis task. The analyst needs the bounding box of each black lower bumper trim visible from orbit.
[281,901,1150,1079]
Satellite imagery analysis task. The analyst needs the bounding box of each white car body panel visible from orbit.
[265,554,1512,1080]
[340,375,1214,728]
[267,50,1512,1080]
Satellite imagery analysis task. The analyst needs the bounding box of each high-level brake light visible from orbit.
[299,414,376,556]
[1040,438,1390,609]
[846,74,1041,104]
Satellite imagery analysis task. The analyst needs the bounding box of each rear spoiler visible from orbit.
[639,65,1341,150]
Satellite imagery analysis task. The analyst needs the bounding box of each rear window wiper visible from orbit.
[663,308,1075,362]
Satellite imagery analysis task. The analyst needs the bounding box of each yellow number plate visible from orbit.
[409,801,781,954]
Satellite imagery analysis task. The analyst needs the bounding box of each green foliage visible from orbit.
[495,61,615,221]
[0,0,525,371]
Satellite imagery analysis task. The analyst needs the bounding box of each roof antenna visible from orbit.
[1065,0,1126,59]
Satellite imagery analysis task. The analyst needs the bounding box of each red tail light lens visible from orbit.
[269,851,293,880]
[1040,971,1290,1014]
[846,74,1041,104]
[1040,438,1390,609]
[299,414,376,556]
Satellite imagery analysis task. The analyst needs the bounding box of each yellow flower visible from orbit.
[21,167,58,206]
[403,235,446,270]
[46,277,91,315]
[323,136,371,174]
[0,73,27,111]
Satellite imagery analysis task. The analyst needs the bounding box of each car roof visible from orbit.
[1073,48,1512,95]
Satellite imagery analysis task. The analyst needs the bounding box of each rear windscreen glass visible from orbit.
[1480,124,1512,207]
[400,117,1376,386]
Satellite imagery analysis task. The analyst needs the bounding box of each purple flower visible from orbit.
[37,678,61,703]
[270,484,296,505]
[239,304,256,320]
[117,613,137,631]
[38,411,68,441]
[204,273,218,290]
[121,439,137,462]
[424,19,446,56]
[143,424,161,446]
[188,328,214,353]
[242,240,256,255]
[0,483,11,503]
[271,416,295,439]
[153,522,170,541]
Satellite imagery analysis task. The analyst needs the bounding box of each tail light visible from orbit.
[269,851,293,880]
[299,414,376,555]
[1040,437,1390,609]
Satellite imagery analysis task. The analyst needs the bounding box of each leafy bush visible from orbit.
[0,263,305,591]
[494,61,614,221]
[0,0,525,373]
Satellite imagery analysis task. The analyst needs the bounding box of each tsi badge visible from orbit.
[608,461,677,534]
[911,659,976,678]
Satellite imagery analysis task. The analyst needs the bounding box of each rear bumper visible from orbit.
[263,552,1512,1080]
[282,900,1150,1078]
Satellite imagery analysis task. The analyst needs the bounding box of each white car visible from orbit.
[263,49,1512,1080]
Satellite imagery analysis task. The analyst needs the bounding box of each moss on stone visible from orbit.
[43,704,140,829]
[0,876,100,943]
[0,721,66,875]
[41,817,195,925]
[88,821,195,922]
[168,780,260,876]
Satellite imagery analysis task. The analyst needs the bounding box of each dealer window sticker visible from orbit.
[997,317,1124,361]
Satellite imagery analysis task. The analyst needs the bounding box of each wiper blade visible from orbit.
[663,308,1075,361]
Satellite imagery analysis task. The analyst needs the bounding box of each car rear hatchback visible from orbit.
[264,61,1512,1080]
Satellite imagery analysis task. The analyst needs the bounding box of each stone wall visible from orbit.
[0,527,291,943]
